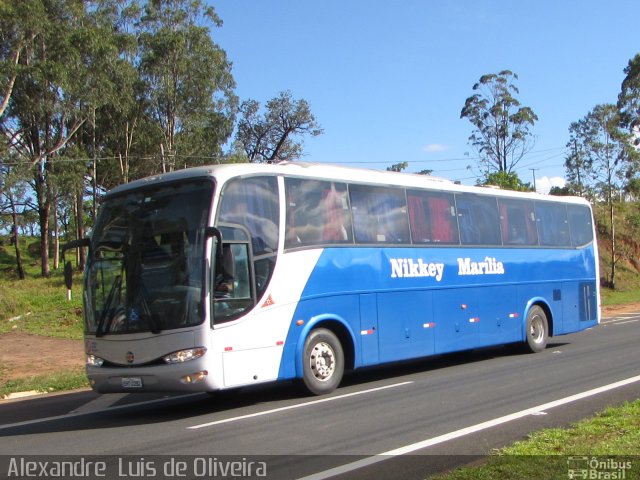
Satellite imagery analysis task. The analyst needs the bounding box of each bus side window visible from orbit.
[407,190,458,244]
[456,194,501,246]
[567,204,593,247]
[322,186,351,243]
[536,202,571,247]
[284,178,352,248]
[218,176,279,255]
[498,198,538,246]
[350,184,410,244]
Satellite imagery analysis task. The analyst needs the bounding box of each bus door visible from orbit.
[377,291,435,363]
[476,285,520,347]
[433,288,479,354]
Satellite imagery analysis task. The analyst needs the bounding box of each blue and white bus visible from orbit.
[67,162,599,395]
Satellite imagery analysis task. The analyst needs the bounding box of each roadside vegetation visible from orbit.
[0,238,83,339]
[1,237,88,398]
[0,369,87,399]
[433,400,640,479]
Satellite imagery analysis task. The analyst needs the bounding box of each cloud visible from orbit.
[535,176,565,194]
[422,144,448,153]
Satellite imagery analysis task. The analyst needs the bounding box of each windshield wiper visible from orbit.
[136,282,162,334]
[95,275,122,338]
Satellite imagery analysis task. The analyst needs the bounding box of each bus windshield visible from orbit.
[85,180,213,335]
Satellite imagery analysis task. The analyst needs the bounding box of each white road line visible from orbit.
[612,319,640,325]
[0,393,202,431]
[297,374,640,480]
[602,317,640,325]
[602,315,640,323]
[188,381,414,430]
[68,393,129,414]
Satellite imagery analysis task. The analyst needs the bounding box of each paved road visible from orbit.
[1,310,639,479]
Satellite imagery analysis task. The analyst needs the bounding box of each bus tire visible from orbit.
[525,305,549,353]
[301,328,344,395]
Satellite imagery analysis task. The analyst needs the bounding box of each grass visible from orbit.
[600,287,640,307]
[0,238,84,340]
[0,275,84,339]
[1,237,88,397]
[431,400,640,479]
[0,368,88,398]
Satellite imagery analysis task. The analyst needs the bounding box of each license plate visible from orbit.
[121,377,143,388]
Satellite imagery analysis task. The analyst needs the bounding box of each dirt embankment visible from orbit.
[0,333,84,382]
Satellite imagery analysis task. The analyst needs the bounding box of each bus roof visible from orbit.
[105,161,588,205]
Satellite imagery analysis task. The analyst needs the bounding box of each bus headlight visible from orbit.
[86,355,104,367]
[162,347,207,364]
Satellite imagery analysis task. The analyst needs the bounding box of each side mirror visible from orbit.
[205,225,223,263]
[62,237,90,255]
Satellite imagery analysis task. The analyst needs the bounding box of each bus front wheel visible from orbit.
[525,305,549,353]
[302,328,344,395]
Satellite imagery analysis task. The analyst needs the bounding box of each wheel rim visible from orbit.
[309,341,336,382]
[530,314,545,344]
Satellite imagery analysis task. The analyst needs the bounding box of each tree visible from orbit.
[235,91,323,163]
[460,70,538,174]
[1,0,129,276]
[549,185,578,196]
[626,177,640,201]
[570,104,640,288]
[0,161,30,279]
[137,0,236,172]
[386,162,408,172]
[479,171,532,191]
[565,134,594,199]
[618,53,640,147]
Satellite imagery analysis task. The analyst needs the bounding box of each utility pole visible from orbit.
[530,168,539,192]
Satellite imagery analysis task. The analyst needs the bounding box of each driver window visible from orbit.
[213,242,253,323]
[217,176,280,301]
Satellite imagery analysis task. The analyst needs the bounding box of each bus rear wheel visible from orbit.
[525,305,549,353]
[302,328,344,395]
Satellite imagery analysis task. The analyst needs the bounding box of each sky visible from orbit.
[210,0,640,193]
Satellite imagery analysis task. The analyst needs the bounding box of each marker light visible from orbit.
[162,347,207,364]
[86,355,104,367]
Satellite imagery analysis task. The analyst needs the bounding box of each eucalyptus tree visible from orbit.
[618,53,640,147]
[0,0,42,199]
[0,159,30,279]
[1,0,131,276]
[570,104,640,288]
[565,134,594,199]
[460,70,538,175]
[235,91,323,163]
[136,0,236,172]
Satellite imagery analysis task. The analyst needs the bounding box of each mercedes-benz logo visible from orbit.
[126,351,134,364]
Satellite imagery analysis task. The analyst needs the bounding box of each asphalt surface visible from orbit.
[0,310,639,479]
